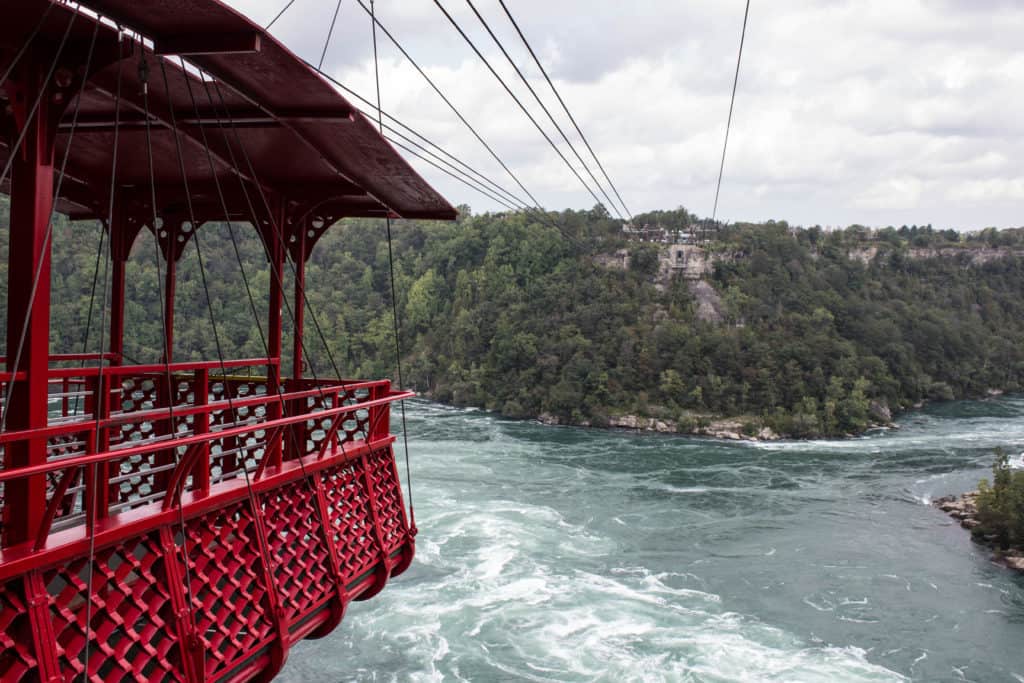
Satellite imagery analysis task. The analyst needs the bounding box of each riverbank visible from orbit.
[933,492,1024,572]
[534,410,893,441]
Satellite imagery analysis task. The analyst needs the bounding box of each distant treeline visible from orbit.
[3,198,1024,437]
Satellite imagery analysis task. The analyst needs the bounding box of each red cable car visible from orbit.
[0,1,455,680]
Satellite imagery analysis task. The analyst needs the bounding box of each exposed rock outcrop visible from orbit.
[933,492,1024,573]
[688,280,725,324]
[868,400,892,424]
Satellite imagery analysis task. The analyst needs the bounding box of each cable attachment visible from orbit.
[138,54,149,94]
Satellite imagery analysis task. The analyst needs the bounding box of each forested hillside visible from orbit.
[3,198,1024,437]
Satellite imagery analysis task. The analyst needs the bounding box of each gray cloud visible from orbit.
[228,0,1024,229]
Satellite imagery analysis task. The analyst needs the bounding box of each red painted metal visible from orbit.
[0,367,417,682]
[3,48,57,549]
[1,1,453,680]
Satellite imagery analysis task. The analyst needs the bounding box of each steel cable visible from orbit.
[430,0,609,213]
[81,24,120,682]
[463,0,623,219]
[712,0,751,222]
[496,0,632,219]
[371,0,415,528]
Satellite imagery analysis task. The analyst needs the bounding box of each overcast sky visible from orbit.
[227,0,1023,229]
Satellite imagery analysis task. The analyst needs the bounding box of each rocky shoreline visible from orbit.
[535,411,895,441]
[536,411,782,440]
[933,492,1024,572]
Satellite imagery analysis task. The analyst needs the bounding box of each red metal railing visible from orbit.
[0,359,416,682]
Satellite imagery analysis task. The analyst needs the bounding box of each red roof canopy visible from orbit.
[0,0,457,227]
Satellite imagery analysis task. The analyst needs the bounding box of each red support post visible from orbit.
[109,238,127,366]
[2,61,56,547]
[109,209,142,367]
[268,203,285,384]
[84,374,111,520]
[163,241,177,364]
[193,368,210,495]
[292,226,306,382]
[266,201,285,468]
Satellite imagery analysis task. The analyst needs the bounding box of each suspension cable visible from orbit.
[73,223,105,415]
[0,9,78,190]
[497,0,632,219]
[158,58,295,505]
[265,0,296,30]
[0,2,56,90]
[179,59,368,467]
[429,0,609,212]
[463,0,622,219]
[385,134,518,211]
[379,126,517,209]
[169,61,357,562]
[138,49,199,627]
[371,0,415,527]
[351,0,545,212]
[204,75,415,457]
[346,1,589,251]
[204,78,376,410]
[318,0,343,70]
[81,25,120,682]
[305,62,528,208]
[167,63,324,628]
[712,0,751,222]
[304,60,590,253]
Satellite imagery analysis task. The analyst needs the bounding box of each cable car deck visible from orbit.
[1,0,455,680]
[0,356,416,681]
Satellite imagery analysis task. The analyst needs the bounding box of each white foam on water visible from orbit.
[280,399,1024,681]
[281,481,907,683]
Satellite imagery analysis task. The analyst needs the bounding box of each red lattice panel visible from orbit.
[365,448,407,553]
[109,451,166,511]
[46,466,84,529]
[339,389,372,443]
[43,533,183,682]
[208,379,271,478]
[46,431,90,526]
[320,461,382,584]
[184,501,275,678]
[302,388,373,457]
[0,579,40,682]
[109,375,177,511]
[260,480,335,627]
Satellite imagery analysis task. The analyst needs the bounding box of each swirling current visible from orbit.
[280,397,1024,682]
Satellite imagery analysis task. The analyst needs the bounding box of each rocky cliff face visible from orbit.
[849,246,1024,265]
[688,280,724,323]
[659,244,716,281]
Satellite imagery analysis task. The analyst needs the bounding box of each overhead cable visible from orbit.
[305,60,528,208]
[712,0,751,222]
[318,0,343,70]
[464,0,623,219]
[265,0,296,29]
[0,2,55,90]
[370,0,415,527]
[430,0,610,212]
[496,0,633,220]
[351,0,546,212]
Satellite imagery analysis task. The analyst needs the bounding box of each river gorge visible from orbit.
[282,396,1024,682]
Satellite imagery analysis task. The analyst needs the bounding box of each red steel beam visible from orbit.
[2,58,57,547]
[153,32,262,57]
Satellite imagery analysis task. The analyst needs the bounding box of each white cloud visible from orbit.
[227,0,1024,229]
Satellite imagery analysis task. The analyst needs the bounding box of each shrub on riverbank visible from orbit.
[975,449,1024,548]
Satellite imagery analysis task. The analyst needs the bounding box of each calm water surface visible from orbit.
[281,397,1024,682]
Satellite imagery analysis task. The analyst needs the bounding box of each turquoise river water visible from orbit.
[280,397,1024,682]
